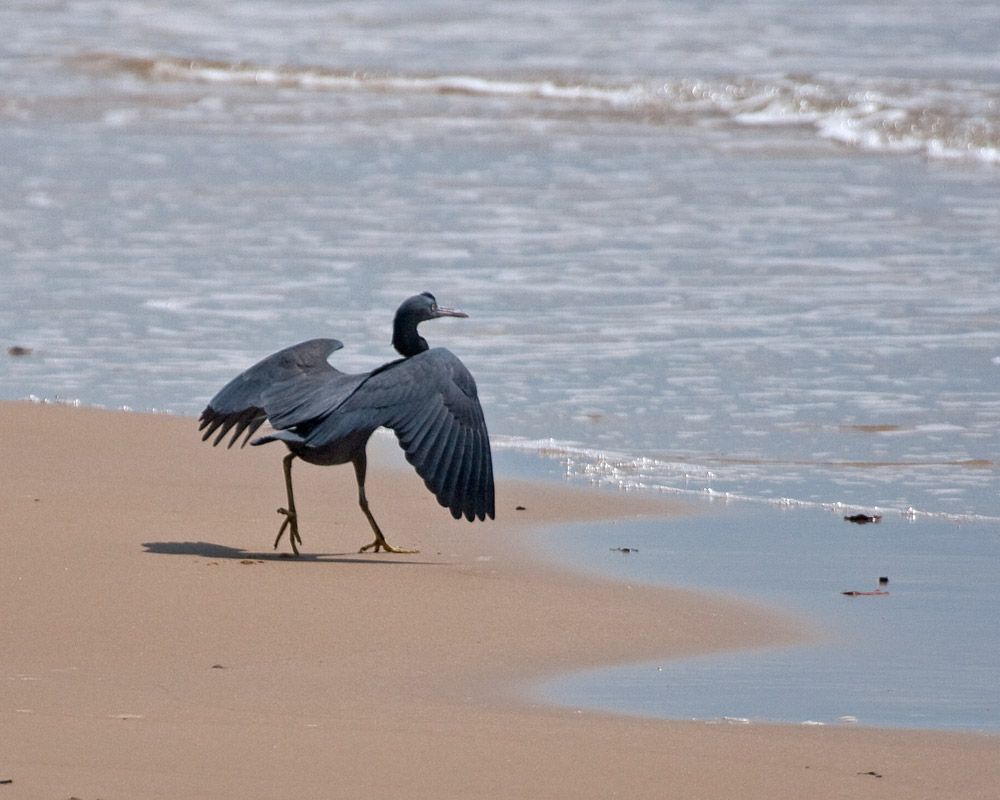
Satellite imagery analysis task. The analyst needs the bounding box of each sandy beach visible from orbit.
[2,400,998,799]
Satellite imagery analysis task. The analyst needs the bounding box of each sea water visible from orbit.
[537,506,1000,731]
[2,0,999,730]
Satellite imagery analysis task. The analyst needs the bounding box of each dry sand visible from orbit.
[2,400,997,799]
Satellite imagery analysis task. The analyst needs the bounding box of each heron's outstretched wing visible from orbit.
[198,338,344,448]
[299,348,495,522]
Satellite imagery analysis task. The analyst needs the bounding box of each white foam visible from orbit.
[98,54,1000,166]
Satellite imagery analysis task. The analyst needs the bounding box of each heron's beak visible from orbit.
[435,306,468,319]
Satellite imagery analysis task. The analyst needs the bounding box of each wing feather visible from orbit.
[481,432,495,519]
[462,425,482,520]
[418,414,460,497]
[198,339,347,447]
[301,347,494,521]
[402,406,450,472]
[435,424,467,513]
[393,397,443,455]
[446,427,474,519]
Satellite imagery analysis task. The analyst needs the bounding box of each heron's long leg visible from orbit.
[353,453,418,554]
[274,453,302,555]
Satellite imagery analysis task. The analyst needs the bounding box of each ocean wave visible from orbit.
[73,53,1000,165]
[491,434,1000,524]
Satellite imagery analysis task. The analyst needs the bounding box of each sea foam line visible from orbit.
[491,434,1000,524]
[75,53,1000,165]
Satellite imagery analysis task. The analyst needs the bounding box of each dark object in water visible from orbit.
[842,589,889,596]
[844,513,881,524]
[611,547,639,553]
[7,346,32,356]
[879,576,889,584]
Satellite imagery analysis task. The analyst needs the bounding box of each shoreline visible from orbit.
[2,400,998,799]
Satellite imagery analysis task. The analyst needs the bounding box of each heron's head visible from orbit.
[392,292,468,356]
[398,292,468,323]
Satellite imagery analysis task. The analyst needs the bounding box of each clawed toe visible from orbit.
[358,536,418,554]
[274,507,302,555]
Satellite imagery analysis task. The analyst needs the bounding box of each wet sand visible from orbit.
[2,401,997,799]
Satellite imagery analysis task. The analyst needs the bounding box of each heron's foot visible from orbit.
[274,507,302,556]
[358,534,419,555]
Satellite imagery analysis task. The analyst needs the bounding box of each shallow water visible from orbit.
[3,0,999,730]
[538,505,1000,731]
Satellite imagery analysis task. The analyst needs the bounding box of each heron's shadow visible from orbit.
[142,540,437,565]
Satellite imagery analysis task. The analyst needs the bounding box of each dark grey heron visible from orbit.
[198,292,494,555]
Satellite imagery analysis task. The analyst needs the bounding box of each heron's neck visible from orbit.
[392,318,428,357]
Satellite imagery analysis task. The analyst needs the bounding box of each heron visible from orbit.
[198,292,494,555]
